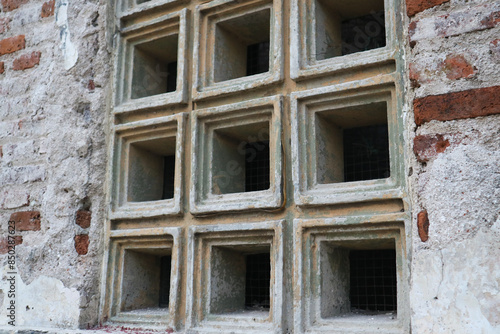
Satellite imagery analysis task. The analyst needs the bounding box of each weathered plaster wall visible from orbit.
[0,0,110,329]
[406,0,500,332]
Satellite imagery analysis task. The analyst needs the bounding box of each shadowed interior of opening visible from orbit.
[245,141,270,192]
[349,249,397,312]
[159,255,171,308]
[343,124,390,182]
[245,252,271,310]
[247,41,270,76]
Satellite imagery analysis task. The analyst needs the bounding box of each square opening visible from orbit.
[214,9,271,82]
[131,34,178,99]
[315,101,389,184]
[121,248,172,313]
[210,245,271,315]
[320,239,397,319]
[212,122,270,194]
[127,136,176,202]
[314,0,385,60]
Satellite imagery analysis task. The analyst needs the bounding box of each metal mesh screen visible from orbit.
[245,253,271,310]
[341,10,386,56]
[246,41,270,76]
[245,141,270,192]
[343,124,390,182]
[162,155,175,199]
[349,249,397,312]
[166,61,177,92]
[159,255,171,308]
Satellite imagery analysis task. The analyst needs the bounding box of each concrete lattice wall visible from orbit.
[0,0,498,332]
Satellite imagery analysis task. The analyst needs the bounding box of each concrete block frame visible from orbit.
[190,96,283,214]
[291,78,405,206]
[293,214,410,334]
[110,113,186,220]
[103,227,183,330]
[193,0,284,100]
[186,220,284,333]
[114,8,189,114]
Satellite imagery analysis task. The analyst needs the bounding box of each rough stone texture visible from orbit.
[0,34,25,56]
[0,17,11,34]
[414,86,500,125]
[75,210,91,229]
[417,211,429,242]
[0,0,109,330]
[74,235,89,255]
[10,211,41,231]
[406,0,449,17]
[12,51,41,70]
[40,0,55,18]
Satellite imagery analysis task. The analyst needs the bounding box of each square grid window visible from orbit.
[105,0,408,333]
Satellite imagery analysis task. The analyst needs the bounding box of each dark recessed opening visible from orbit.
[245,253,271,310]
[246,41,270,76]
[349,249,397,312]
[245,141,270,192]
[343,124,390,182]
[159,255,171,308]
[341,11,386,56]
[162,155,175,199]
[166,61,177,92]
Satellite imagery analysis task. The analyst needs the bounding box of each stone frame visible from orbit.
[192,0,284,100]
[110,113,185,219]
[290,0,399,80]
[117,0,187,19]
[114,8,189,114]
[186,220,284,333]
[103,227,183,330]
[190,96,283,214]
[291,79,404,206]
[293,214,410,334]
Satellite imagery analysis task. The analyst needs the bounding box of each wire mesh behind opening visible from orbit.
[159,255,171,308]
[245,141,270,192]
[245,253,271,310]
[247,41,270,76]
[343,124,390,182]
[162,155,175,199]
[341,10,386,56]
[349,249,397,312]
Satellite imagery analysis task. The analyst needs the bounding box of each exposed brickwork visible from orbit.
[413,134,451,162]
[414,86,500,125]
[41,0,55,18]
[417,211,429,242]
[441,54,476,80]
[0,236,22,255]
[490,39,500,62]
[74,234,89,255]
[76,210,91,229]
[409,4,500,43]
[409,63,421,88]
[0,35,25,56]
[1,0,29,12]
[13,51,41,71]
[88,79,95,91]
[406,0,449,17]
[0,17,11,34]
[10,211,41,231]
[0,61,4,74]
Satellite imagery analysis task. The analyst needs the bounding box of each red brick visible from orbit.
[12,51,41,71]
[0,236,22,255]
[0,17,11,34]
[0,61,4,74]
[40,0,55,18]
[406,0,449,17]
[10,211,41,231]
[414,86,500,125]
[409,63,421,88]
[1,0,29,12]
[76,210,91,229]
[441,54,476,80]
[480,11,500,29]
[0,35,25,57]
[74,234,89,255]
[413,134,450,162]
[88,80,95,91]
[417,211,429,242]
